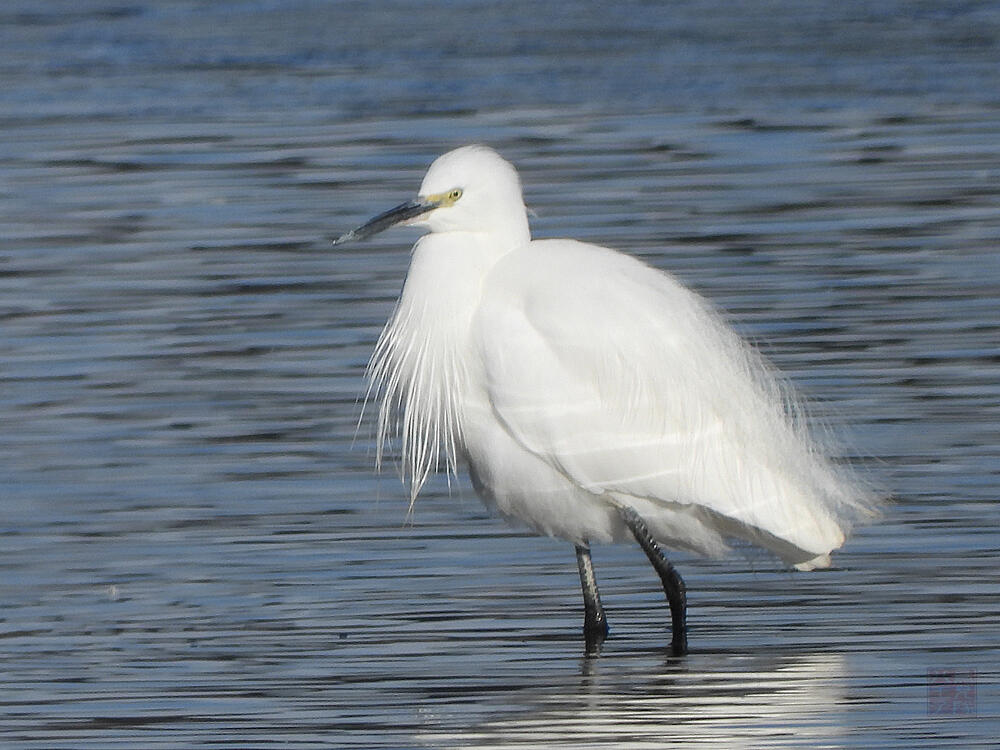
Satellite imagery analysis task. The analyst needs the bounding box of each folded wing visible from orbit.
[474,240,871,566]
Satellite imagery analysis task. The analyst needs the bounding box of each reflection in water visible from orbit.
[420,653,848,748]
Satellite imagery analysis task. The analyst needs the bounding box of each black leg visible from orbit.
[618,506,688,656]
[575,543,609,653]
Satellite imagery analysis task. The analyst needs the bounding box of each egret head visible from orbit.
[332,145,530,248]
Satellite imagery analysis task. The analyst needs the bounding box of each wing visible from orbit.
[474,239,853,561]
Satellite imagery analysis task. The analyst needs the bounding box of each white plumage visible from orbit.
[338,144,880,651]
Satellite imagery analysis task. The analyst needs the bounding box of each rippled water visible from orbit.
[2,1,999,748]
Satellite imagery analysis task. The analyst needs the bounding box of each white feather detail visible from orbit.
[366,301,465,509]
[364,234,483,510]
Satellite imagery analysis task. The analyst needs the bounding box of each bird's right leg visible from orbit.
[575,543,609,653]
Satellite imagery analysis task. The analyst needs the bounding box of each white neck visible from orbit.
[366,230,523,504]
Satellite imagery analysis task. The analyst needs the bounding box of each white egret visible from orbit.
[334,145,879,655]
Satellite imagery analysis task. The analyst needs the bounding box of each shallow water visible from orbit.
[2,1,999,748]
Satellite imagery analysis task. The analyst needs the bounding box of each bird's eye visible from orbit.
[448,188,463,202]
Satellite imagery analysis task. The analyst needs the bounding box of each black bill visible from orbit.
[331,197,441,246]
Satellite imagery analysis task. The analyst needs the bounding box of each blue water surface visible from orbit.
[1,1,998,747]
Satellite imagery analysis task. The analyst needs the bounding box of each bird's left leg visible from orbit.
[618,506,688,656]
[575,543,609,653]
